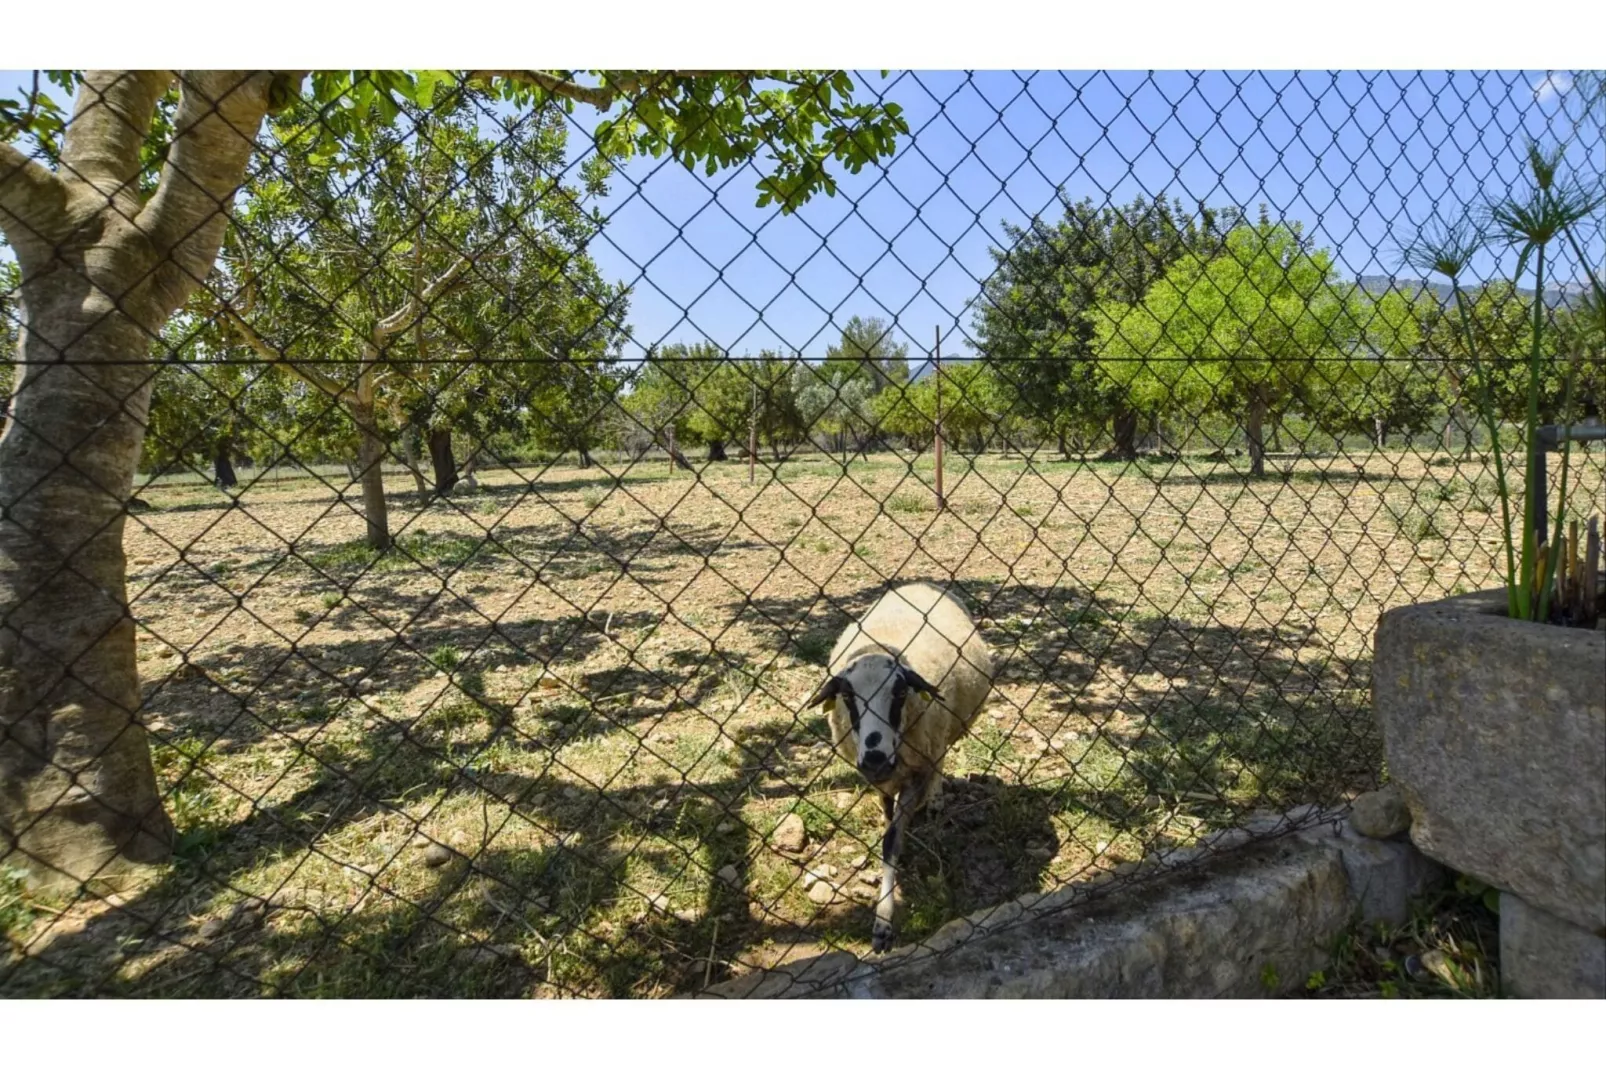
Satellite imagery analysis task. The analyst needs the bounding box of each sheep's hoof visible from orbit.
[871,922,895,954]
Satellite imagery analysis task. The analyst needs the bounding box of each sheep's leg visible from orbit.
[872,770,930,953]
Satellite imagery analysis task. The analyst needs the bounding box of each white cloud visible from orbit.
[1534,72,1574,103]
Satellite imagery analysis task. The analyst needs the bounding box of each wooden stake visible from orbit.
[933,326,946,512]
[748,377,758,487]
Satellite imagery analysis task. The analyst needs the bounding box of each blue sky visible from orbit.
[6,70,1600,367]
[554,70,1602,364]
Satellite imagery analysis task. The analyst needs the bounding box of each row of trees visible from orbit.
[576,196,1602,484]
[974,196,1603,477]
[138,84,632,547]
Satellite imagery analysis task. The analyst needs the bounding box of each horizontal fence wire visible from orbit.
[1,68,1603,997]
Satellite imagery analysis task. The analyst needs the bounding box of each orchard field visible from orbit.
[7,443,1598,997]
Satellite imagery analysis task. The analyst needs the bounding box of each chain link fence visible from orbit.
[1,69,1603,997]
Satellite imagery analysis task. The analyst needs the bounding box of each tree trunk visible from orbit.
[707,439,728,462]
[459,444,478,492]
[0,308,176,890]
[1268,419,1282,454]
[428,427,457,496]
[1446,403,1473,457]
[1246,393,1268,478]
[352,402,391,550]
[0,70,277,888]
[1373,415,1386,450]
[1057,429,1070,461]
[1104,406,1139,461]
[213,438,238,489]
[578,448,593,469]
[400,429,429,496]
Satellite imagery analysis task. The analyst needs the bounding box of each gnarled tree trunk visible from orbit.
[706,438,727,462]
[1103,406,1138,461]
[400,428,429,496]
[351,400,391,550]
[1246,392,1269,477]
[0,71,277,889]
[428,427,457,496]
[213,437,238,489]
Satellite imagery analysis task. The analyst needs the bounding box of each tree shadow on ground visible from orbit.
[5,569,1377,998]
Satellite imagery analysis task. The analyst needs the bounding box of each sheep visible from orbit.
[805,581,994,952]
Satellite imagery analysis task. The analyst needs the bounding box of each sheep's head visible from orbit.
[806,654,938,784]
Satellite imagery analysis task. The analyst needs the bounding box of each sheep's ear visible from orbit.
[806,675,845,708]
[901,667,939,700]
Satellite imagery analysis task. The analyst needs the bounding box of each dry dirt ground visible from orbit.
[4,445,1601,996]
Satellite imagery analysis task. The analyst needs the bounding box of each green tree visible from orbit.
[0,69,907,888]
[823,315,910,397]
[622,343,731,469]
[795,360,875,465]
[751,350,807,460]
[1301,288,1442,448]
[1094,219,1360,477]
[973,195,1238,458]
[874,362,1003,454]
[683,357,758,462]
[1420,282,1565,427]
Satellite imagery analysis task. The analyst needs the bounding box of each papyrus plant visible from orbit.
[1403,144,1604,621]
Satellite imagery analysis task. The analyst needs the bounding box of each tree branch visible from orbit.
[138,71,286,317]
[58,70,172,199]
[0,141,71,246]
[466,70,764,110]
[219,298,345,399]
[372,255,472,343]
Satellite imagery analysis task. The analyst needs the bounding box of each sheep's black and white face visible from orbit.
[808,656,938,784]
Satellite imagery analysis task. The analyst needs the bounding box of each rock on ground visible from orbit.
[774,813,807,853]
[1350,784,1411,839]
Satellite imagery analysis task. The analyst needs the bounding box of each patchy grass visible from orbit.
[1300,875,1502,998]
[4,447,1598,997]
[2,867,40,952]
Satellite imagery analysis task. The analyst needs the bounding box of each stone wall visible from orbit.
[700,806,1443,999]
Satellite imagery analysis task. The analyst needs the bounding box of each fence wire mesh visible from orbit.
[1,69,1603,997]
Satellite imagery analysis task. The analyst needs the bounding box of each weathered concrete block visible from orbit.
[1373,591,1606,933]
[701,816,1444,999]
[1500,891,1606,999]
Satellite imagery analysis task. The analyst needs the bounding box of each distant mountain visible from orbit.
[1355,275,1585,310]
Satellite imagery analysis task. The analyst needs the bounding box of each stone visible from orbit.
[1350,784,1411,839]
[717,864,741,887]
[421,844,453,868]
[807,881,836,904]
[774,813,807,853]
[1500,891,1606,999]
[1374,591,1606,932]
[198,917,227,940]
[1417,949,1450,983]
[701,827,1443,1000]
[356,678,376,693]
